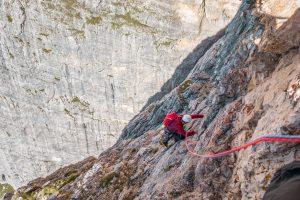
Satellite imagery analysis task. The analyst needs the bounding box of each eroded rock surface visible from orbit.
[0,0,240,187]
[7,0,300,199]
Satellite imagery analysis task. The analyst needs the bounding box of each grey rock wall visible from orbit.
[0,0,240,187]
[5,1,300,199]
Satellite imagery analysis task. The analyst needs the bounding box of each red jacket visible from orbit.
[163,112,204,137]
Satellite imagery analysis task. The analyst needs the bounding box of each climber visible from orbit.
[160,112,204,147]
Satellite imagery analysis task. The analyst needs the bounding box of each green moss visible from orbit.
[62,0,78,10]
[62,0,90,16]
[62,12,82,21]
[112,2,123,7]
[178,80,192,95]
[177,80,193,102]
[162,41,171,46]
[25,88,44,95]
[99,172,118,187]
[9,53,14,59]
[28,170,79,199]
[54,77,60,81]
[71,96,81,103]
[17,192,35,200]
[60,96,66,102]
[41,1,55,11]
[41,0,156,35]
[111,22,122,30]
[0,183,14,198]
[40,32,49,37]
[14,192,33,200]
[7,15,13,23]
[42,186,58,196]
[14,36,23,43]
[111,11,152,31]
[71,96,90,107]
[65,173,79,184]
[53,171,79,189]
[64,108,74,118]
[42,48,52,53]
[41,0,90,25]
[73,12,82,19]
[68,28,85,38]
[154,40,172,49]
[86,16,102,25]
[114,12,149,29]
[64,170,79,178]
[64,108,70,114]
[25,88,34,95]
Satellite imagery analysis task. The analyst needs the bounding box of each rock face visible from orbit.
[6,0,300,199]
[0,0,240,187]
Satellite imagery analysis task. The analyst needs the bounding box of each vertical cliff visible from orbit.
[0,0,240,187]
[5,0,300,199]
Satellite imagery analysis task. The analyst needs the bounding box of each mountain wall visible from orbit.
[2,0,300,199]
[0,0,240,188]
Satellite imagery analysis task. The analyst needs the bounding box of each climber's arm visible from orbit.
[190,114,204,119]
[176,125,196,137]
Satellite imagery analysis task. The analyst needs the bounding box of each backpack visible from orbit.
[163,112,178,126]
[160,112,178,146]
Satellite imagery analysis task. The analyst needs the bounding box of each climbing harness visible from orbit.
[186,134,300,158]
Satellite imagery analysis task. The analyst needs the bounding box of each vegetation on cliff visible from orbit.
[2,0,300,199]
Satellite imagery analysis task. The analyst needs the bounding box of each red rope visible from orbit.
[185,135,300,158]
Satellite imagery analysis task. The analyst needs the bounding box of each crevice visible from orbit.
[83,123,90,154]
[17,0,27,35]
[198,0,206,34]
[110,83,115,104]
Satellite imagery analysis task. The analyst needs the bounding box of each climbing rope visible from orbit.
[185,134,300,158]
